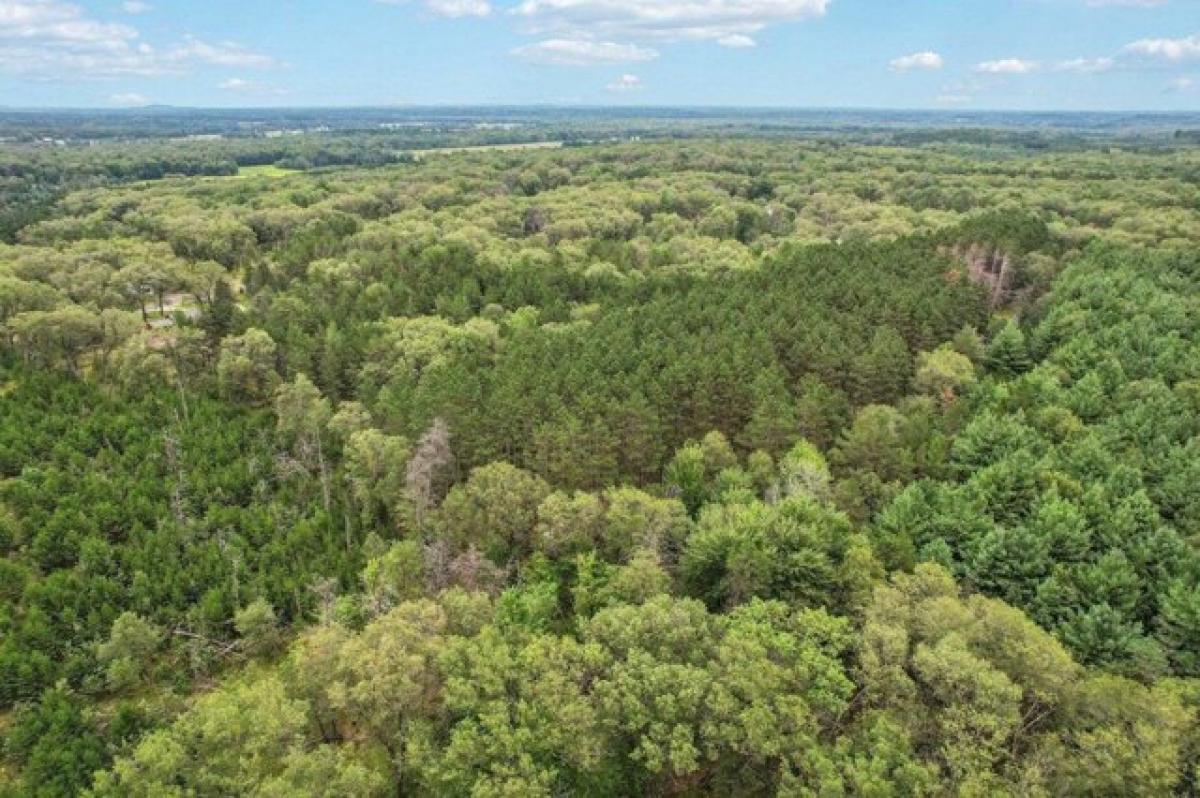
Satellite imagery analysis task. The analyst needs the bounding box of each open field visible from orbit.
[234,164,301,179]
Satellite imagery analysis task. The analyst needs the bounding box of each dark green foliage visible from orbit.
[4,688,108,798]
[984,321,1031,377]
[0,370,361,707]
[880,246,1200,675]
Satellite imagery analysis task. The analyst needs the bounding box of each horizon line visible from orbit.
[2,103,1200,117]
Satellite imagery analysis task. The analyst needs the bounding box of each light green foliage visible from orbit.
[778,438,833,502]
[682,497,858,612]
[421,628,609,796]
[535,490,606,559]
[599,487,692,565]
[854,565,1195,793]
[235,599,280,657]
[584,597,717,780]
[361,541,426,615]
[495,560,561,633]
[218,327,279,404]
[664,442,709,516]
[6,306,106,372]
[327,401,372,440]
[319,600,449,771]
[665,431,747,516]
[831,404,917,520]
[344,428,411,527]
[915,344,977,403]
[275,374,332,447]
[1034,675,1194,796]
[833,405,914,483]
[573,550,674,619]
[706,601,854,759]
[91,676,323,797]
[437,462,551,562]
[96,612,162,693]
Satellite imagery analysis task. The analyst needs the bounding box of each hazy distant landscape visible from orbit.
[4,105,1200,141]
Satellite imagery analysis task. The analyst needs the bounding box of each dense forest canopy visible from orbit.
[1,111,1199,796]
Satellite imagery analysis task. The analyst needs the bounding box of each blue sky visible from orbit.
[1,0,1198,109]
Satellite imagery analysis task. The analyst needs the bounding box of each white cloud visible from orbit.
[889,50,943,72]
[376,0,492,18]
[1123,33,1200,61]
[935,93,971,105]
[0,0,151,77]
[512,38,658,65]
[717,33,755,48]
[1055,56,1115,73]
[1168,75,1196,91]
[167,36,278,68]
[605,72,642,91]
[0,1,278,77]
[0,1,140,45]
[974,58,1040,74]
[109,91,150,106]
[218,76,287,95]
[512,0,828,49]
[425,0,491,15]
[121,1,152,13]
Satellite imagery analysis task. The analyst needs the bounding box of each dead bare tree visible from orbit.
[406,417,454,527]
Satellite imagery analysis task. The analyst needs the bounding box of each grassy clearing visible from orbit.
[234,164,300,179]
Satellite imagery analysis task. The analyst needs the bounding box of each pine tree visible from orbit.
[740,369,798,456]
[201,278,236,342]
[984,321,1031,377]
[850,326,911,405]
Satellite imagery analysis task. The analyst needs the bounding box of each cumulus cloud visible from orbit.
[889,51,943,72]
[1055,56,1115,73]
[512,0,828,49]
[513,38,658,65]
[0,1,140,46]
[121,1,152,13]
[1046,32,1200,80]
[109,91,150,106]
[605,72,642,91]
[1123,33,1200,61]
[974,58,1040,74]
[0,1,278,77]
